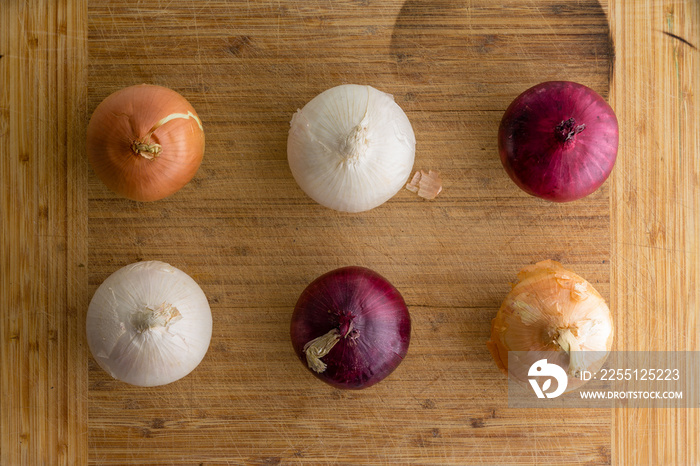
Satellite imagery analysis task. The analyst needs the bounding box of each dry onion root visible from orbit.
[487,260,613,393]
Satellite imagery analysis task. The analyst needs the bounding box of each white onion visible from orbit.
[287,84,416,213]
[86,261,212,387]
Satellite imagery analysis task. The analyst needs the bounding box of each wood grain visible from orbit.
[609,1,700,465]
[87,1,613,464]
[2,0,698,464]
[0,0,88,465]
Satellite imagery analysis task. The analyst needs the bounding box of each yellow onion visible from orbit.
[87,84,205,202]
[487,260,613,392]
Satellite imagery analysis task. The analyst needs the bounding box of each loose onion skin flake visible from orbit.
[290,266,411,389]
[498,81,618,202]
[87,84,205,202]
[405,169,443,200]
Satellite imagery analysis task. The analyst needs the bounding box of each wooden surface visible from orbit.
[609,1,700,465]
[87,1,612,464]
[0,0,697,464]
[0,0,88,465]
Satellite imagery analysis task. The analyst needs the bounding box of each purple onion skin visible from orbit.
[498,81,619,202]
[290,266,411,390]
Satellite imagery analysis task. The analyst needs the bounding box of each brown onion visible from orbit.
[87,84,205,201]
[487,260,613,392]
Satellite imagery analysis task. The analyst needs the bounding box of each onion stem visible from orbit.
[338,86,371,165]
[130,302,182,333]
[131,141,162,160]
[339,121,370,164]
[555,328,585,377]
[131,111,203,160]
[554,117,586,143]
[303,329,341,373]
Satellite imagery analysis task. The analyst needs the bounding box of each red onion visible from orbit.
[290,266,411,389]
[498,81,618,202]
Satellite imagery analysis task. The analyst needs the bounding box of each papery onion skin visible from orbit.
[86,261,212,387]
[290,266,411,389]
[487,260,613,393]
[87,84,205,202]
[498,81,618,202]
[287,84,416,213]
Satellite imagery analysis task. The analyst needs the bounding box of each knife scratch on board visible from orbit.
[661,30,697,50]
[666,13,687,170]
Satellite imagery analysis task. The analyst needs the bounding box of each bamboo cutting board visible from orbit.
[1,0,698,464]
[86,1,614,464]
